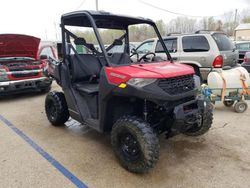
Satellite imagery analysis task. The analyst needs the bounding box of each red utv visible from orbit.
[0,34,56,96]
[45,11,213,173]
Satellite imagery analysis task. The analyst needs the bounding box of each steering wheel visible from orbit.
[138,52,156,62]
[130,51,139,62]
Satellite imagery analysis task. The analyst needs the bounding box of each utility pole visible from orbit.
[234,9,238,40]
[96,0,98,11]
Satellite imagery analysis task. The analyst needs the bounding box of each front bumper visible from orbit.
[171,96,210,133]
[0,77,52,95]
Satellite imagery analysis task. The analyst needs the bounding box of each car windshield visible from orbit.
[212,33,234,51]
[0,57,34,62]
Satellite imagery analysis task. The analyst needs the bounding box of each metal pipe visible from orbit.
[96,0,98,11]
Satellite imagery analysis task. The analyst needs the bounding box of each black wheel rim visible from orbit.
[119,132,140,161]
[237,103,246,112]
[47,101,56,120]
[186,114,203,133]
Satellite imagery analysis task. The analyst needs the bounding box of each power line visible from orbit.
[137,0,221,18]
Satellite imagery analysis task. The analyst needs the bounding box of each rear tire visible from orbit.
[45,91,69,126]
[184,106,213,136]
[223,100,234,107]
[111,116,159,173]
[234,101,248,113]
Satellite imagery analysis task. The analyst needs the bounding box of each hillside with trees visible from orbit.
[75,8,250,44]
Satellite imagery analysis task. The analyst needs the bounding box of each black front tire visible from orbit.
[45,91,69,126]
[41,86,51,93]
[111,116,159,173]
[184,106,213,136]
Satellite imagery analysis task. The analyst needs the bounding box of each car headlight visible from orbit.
[127,78,157,88]
[193,75,201,89]
[0,69,8,81]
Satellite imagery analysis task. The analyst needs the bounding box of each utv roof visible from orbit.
[61,10,155,29]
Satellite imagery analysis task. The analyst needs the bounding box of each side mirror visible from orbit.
[74,37,86,45]
[40,55,48,60]
[113,39,123,46]
[57,42,63,60]
[131,48,136,53]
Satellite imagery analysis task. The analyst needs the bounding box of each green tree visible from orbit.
[241,8,250,23]
[166,17,197,34]
[242,16,250,23]
[155,20,167,36]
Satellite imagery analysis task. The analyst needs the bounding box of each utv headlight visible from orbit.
[127,78,156,88]
[193,75,201,89]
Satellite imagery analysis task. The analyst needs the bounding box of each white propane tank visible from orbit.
[207,67,250,96]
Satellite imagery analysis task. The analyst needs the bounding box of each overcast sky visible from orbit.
[0,0,249,40]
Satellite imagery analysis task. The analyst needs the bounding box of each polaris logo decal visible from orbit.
[110,72,126,79]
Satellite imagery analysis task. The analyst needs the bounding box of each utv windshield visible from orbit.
[61,11,171,66]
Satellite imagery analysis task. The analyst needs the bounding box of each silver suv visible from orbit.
[134,31,238,81]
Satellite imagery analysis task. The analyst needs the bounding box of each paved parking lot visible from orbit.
[0,82,250,188]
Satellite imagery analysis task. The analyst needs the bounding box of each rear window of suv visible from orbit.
[212,33,234,51]
[182,36,210,52]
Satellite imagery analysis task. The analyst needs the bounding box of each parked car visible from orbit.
[129,42,140,50]
[235,41,250,63]
[0,34,57,96]
[242,51,250,73]
[101,42,140,54]
[133,31,238,81]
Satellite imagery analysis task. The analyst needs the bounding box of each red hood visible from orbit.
[105,61,195,85]
[129,62,194,78]
[0,34,40,59]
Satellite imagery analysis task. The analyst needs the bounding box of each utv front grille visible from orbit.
[158,74,195,95]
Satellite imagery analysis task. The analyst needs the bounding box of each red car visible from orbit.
[0,34,56,96]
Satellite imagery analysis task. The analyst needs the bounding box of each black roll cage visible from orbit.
[61,10,172,67]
